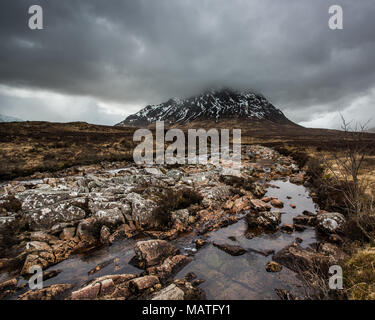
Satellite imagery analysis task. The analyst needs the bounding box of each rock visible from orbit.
[73,273,137,300]
[265,261,282,272]
[26,241,52,252]
[247,248,275,256]
[316,212,346,234]
[290,204,296,209]
[230,197,251,213]
[250,199,271,211]
[184,272,198,282]
[108,224,134,243]
[273,243,331,273]
[271,199,284,208]
[147,255,192,282]
[144,168,163,175]
[125,193,158,228]
[24,196,86,231]
[0,278,17,299]
[166,169,184,181]
[281,224,294,233]
[171,209,191,226]
[213,243,247,256]
[43,269,62,281]
[290,173,305,185]
[173,279,206,300]
[195,239,207,248]
[129,275,160,293]
[293,214,316,226]
[94,208,125,228]
[200,186,232,208]
[100,225,111,244]
[318,242,347,262]
[30,231,55,242]
[303,210,315,216]
[249,183,266,198]
[294,224,306,232]
[51,239,77,263]
[134,240,178,268]
[99,279,115,296]
[59,227,76,240]
[245,211,281,231]
[152,284,185,300]
[76,217,99,243]
[18,284,72,300]
[88,260,112,275]
[71,282,101,300]
[21,241,56,275]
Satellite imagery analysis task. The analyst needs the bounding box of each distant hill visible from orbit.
[0,114,23,122]
[116,88,296,128]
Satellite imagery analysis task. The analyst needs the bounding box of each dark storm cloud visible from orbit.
[0,0,375,127]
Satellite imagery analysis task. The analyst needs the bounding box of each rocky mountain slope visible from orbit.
[117,88,295,127]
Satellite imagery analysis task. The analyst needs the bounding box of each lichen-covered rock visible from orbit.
[245,210,281,231]
[25,200,86,231]
[94,208,125,228]
[125,192,158,228]
[200,186,232,208]
[316,212,346,234]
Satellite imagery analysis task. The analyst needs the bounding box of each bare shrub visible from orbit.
[152,187,203,229]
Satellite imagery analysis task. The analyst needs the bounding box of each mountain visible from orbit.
[117,88,295,127]
[0,114,23,122]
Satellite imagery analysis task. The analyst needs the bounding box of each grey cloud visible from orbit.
[0,0,375,128]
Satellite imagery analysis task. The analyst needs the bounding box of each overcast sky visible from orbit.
[0,0,374,128]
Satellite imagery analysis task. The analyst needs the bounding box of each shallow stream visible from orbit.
[4,179,319,300]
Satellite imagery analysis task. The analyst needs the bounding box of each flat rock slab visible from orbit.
[213,242,247,256]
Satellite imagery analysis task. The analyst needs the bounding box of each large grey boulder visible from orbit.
[316,212,346,234]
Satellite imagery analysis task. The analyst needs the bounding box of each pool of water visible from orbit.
[175,180,319,299]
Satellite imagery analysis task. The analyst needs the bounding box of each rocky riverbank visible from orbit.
[0,145,348,300]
